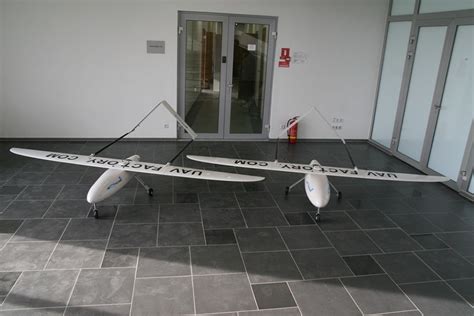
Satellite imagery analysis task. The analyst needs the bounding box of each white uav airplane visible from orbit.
[10,101,264,218]
[188,106,449,221]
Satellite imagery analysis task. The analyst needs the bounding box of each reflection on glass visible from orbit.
[469,175,474,194]
[372,21,412,148]
[398,26,447,161]
[185,21,222,133]
[428,25,474,181]
[420,0,474,13]
[230,23,269,134]
[391,0,416,15]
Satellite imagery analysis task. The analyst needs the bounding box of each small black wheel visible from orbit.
[93,209,99,219]
[148,188,154,196]
[285,186,290,196]
[314,214,320,222]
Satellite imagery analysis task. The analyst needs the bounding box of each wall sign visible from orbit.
[278,48,291,68]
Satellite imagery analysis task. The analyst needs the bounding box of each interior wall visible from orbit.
[0,0,388,139]
[0,0,4,136]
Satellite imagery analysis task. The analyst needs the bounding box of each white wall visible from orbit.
[0,0,4,136]
[0,0,388,139]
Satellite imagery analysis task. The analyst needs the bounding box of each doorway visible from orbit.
[177,12,277,139]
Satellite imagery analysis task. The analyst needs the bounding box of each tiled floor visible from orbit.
[0,140,473,315]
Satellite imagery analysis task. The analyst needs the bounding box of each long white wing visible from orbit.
[187,155,449,183]
[10,148,264,182]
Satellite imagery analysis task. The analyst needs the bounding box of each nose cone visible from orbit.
[304,174,330,208]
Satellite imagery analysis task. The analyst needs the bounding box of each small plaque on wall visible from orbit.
[147,41,165,54]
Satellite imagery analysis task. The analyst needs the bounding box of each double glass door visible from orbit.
[178,13,277,139]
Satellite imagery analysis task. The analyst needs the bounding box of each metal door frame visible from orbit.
[177,11,277,140]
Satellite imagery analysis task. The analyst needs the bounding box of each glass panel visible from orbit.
[185,20,222,133]
[391,0,416,15]
[229,23,269,134]
[372,22,412,148]
[398,26,447,161]
[420,0,474,13]
[428,25,474,181]
[469,175,474,194]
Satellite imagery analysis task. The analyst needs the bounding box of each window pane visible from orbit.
[428,25,474,181]
[398,26,447,161]
[391,0,416,15]
[469,175,474,194]
[420,0,474,13]
[372,22,412,148]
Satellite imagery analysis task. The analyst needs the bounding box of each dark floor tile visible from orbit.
[99,188,136,205]
[347,210,396,229]
[0,200,52,219]
[22,161,58,172]
[69,268,134,306]
[115,204,158,224]
[43,172,83,185]
[289,278,361,316]
[43,200,90,218]
[243,182,266,192]
[17,185,63,200]
[101,248,138,268]
[235,228,286,252]
[447,278,474,306]
[57,184,90,200]
[423,213,474,232]
[291,248,352,279]
[61,218,113,240]
[208,181,245,193]
[278,225,330,250]
[0,185,26,195]
[159,203,201,223]
[199,192,238,209]
[1,270,79,310]
[65,305,131,316]
[158,222,204,246]
[341,274,415,314]
[407,197,471,213]
[137,246,190,277]
[388,214,443,234]
[131,277,194,315]
[273,195,314,213]
[6,172,49,185]
[266,182,304,195]
[205,229,236,245]
[202,208,245,229]
[410,234,449,250]
[108,224,157,248]
[313,211,359,231]
[326,230,382,256]
[322,198,355,211]
[194,274,257,314]
[370,198,416,214]
[242,207,287,227]
[415,249,474,279]
[134,190,172,205]
[87,205,117,219]
[174,192,198,203]
[243,251,302,283]
[0,196,14,213]
[0,219,24,243]
[46,240,106,269]
[373,252,440,284]
[347,198,377,210]
[401,281,472,316]
[252,283,296,309]
[436,232,474,256]
[174,178,209,193]
[343,255,384,276]
[284,212,315,225]
[11,218,68,242]
[366,229,422,252]
[192,245,244,275]
[0,242,56,271]
[0,272,21,296]
[235,192,276,208]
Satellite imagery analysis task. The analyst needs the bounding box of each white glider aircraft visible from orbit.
[10,101,264,218]
[187,106,449,222]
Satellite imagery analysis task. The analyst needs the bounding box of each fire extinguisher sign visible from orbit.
[279,48,291,68]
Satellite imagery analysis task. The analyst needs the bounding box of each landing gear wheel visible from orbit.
[93,209,99,219]
[285,186,290,196]
[314,214,321,222]
[337,191,342,200]
[148,188,154,196]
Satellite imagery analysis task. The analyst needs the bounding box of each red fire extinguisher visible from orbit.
[287,117,298,144]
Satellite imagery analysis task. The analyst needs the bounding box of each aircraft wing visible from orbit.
[10,148,264,182]
[187,155,449,183]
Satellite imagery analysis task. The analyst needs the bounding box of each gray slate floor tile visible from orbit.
[278,225,330,250]
[43,200,90,218]
[1,270,79,310]
[205,229,236,245]
[284,212,315,225]
[44,172,83,185]
[174,192,198,203]
[410,234,449,250]
[46,240,107,269]
[436,232,474,257]
[115,204,158,224]
[366,229,422,252]
[235,192,276,208]
[242,207,288,227]
[158,222,204,246]
[325,230,382,256]
[401,281,473,316]
[191,245,244,275]
[291,248,352,280]
[202,208,246,229]
[17,185,63,200]
[347,210,396,229]
[159,203,201,223]
[69,268,134,306]
[388,214,442,234]
[447,278,474,306]
[341,274,415,314]
[194,273,257,314]
[236,228,286,252]
[238,308,300,316]
[57,184,90,200]
[373,253,440,284]
[10,219,68,242]
[108,224,157,248]
[131,277,194,315]
[6,172,49,186]
[0,200,52,219]
[0,272,21,296]
[343,255,384,276]
[0,242,56,271]
[65,304,131,316]
[252,283,296,309]
[289,278,361,316]
[199,193,238,209]
[243,251,302,283]
[0,308,66,315]
[101,248,138,268]
[314,211,359,231]
[61,218,113,240]
[137,246,190,277]
[415,249,474,279]
[423,213,474,232]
